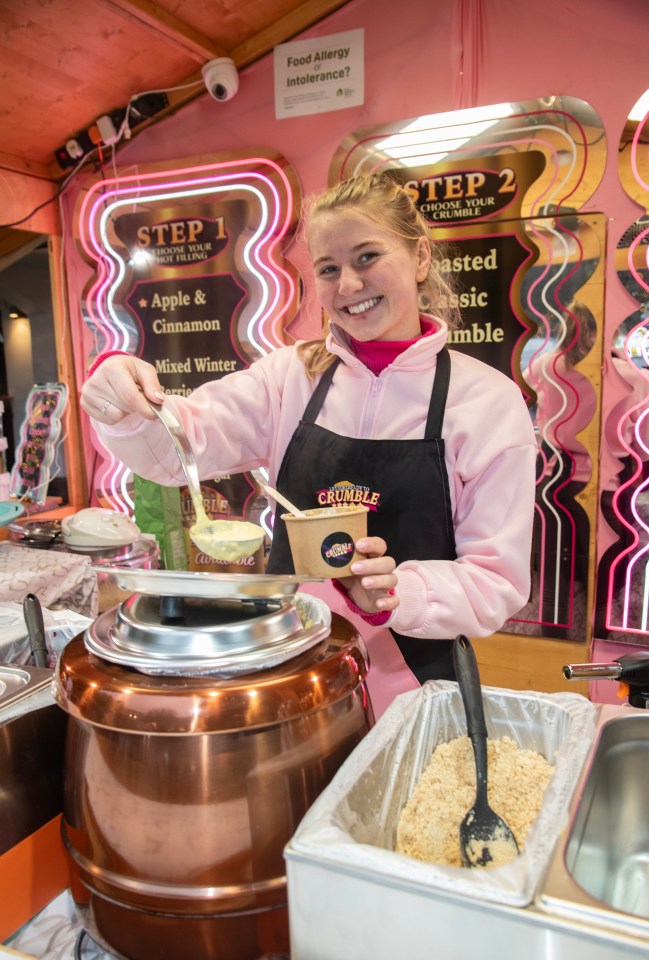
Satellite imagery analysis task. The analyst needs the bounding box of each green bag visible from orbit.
[133,475,188,571]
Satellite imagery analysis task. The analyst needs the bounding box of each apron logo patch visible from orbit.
[316,479,381,511]
[321,532,355,567]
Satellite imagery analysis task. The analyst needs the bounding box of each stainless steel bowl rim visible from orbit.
[85,620,330,674]
[91,564,323,600]
[86,594,331,674]
[8,518,62,541]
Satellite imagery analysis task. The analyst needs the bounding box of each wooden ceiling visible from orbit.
[0,0,351,253]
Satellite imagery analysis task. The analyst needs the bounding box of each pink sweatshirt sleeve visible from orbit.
[331,578,392,626]
[87,350,131,377]
[91,345,310,487]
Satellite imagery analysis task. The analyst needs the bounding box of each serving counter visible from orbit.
[4,642,649,959]
[285,688,649,960]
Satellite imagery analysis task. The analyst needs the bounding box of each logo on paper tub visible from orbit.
[316,480,381,512]
[321,532,355,568]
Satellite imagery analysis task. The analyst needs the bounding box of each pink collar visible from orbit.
[350,317,436,375]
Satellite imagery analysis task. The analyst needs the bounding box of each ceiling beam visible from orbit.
[1,165,60,234]
[46,0,352,181]
[231,0,353,67]
[0,152,54,183]
[98,0,228,62]
[0,230,46,272]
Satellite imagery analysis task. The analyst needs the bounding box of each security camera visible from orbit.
[201,58,239,102]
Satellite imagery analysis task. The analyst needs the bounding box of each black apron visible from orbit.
[266,347,457,682]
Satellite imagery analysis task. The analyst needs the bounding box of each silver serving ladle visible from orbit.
[147,400,264,563]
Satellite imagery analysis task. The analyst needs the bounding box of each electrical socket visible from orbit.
[55,128,95,169]
[96,114,120,145]
[54,93,167,169]
[65,139,84,160]
[130,92,169,120]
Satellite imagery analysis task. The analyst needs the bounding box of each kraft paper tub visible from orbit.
[282,505,368,578]
[285,681,598,957]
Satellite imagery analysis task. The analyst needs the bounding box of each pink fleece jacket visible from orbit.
[93,318,537,641]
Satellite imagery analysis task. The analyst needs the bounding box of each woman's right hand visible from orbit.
[80,355,166,424]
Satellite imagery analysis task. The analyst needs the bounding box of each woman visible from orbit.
[81,173,536,715]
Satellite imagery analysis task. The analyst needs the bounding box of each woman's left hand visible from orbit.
[336,537,399,615]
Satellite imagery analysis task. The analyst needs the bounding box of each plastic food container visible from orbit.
[61,508,140,548]
[285,680,598,959]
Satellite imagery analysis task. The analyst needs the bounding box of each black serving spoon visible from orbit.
[452,635,519,868]
[23,592,49,668]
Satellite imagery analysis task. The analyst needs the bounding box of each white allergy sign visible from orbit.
[274,28,364,119]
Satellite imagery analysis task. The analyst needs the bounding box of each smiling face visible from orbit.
[308,207,431,342]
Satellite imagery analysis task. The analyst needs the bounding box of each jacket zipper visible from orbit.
[359,373,384,437]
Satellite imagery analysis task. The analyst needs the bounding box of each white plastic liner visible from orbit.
[287,680,598,908]
[0,601,92,668]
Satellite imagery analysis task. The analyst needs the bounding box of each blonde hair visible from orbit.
[297,173,460,378]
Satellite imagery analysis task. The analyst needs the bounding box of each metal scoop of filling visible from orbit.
[188,492,264,562]
[147,400,265,564]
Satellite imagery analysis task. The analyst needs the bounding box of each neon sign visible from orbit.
[330,97,607,641]
[599,94,649,643]
[77,152,300,517]
[11,383,68,504]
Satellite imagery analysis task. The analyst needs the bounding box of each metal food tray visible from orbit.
[287,680,598,910]
[0,664,53,712]
[90,564,323,601]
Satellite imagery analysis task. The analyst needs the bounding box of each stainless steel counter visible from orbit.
[0,664,66,857]
[286,690,649,959]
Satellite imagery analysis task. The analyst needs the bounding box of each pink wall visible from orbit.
[61,0,649,700]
